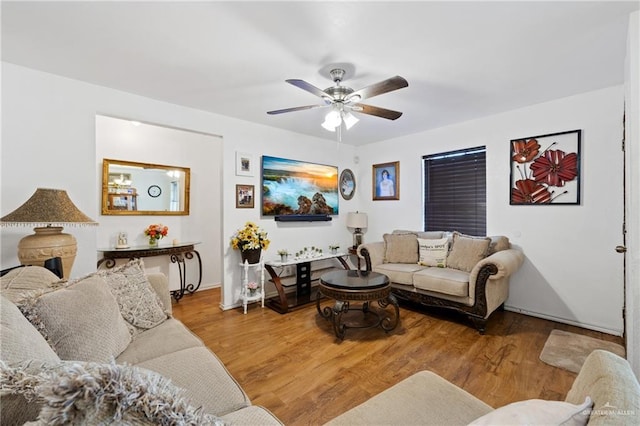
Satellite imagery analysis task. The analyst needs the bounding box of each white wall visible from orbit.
[95,115,222,291]
[356,86,625,335]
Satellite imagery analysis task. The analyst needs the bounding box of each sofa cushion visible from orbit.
[446,232,491,272]
[383,233,419,264]
[413,267,470,297]
[117,318,204,365]
[98,259,168,332]
[418,237,449,267]
[469,396,593,426]
[374,263,426,286]
[0,266,64,303]
[0,295,60,365]
[18,274,131,362]
[325,370,493,425]
[0,360,227,425]
[136,346,251,416]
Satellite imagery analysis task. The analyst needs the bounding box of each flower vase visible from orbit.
[280,254,288,263]
[241,248,261,264]
[149,238,159,247]
[249,289,257,296]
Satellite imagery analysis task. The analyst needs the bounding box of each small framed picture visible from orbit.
[236,184,255,208]
[510,129,581,205]
[339,169,356,200]
[372,161,400,200]
[236,152,254,176]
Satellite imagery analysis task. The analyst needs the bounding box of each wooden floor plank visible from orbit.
[172,288,624,425]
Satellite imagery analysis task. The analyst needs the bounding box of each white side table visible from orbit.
[240,259,265,314]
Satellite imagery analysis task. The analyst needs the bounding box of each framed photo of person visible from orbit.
[372,161,399,200]
[235,184,255,208]
[339,168,356,200]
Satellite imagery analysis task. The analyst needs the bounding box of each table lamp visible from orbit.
[346,211,368,248]
[1,188,98,279]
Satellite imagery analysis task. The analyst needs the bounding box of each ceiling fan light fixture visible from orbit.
[322,109,341,131]
[342,111,359,130]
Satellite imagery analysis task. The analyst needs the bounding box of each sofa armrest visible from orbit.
[147,273,172,316]
[358,241,385,270]
[469,248,524,283]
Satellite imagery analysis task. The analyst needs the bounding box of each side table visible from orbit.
[240,259,265,314]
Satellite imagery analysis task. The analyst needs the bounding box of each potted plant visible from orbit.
[329,244,340,254]
[230,221,270,264]
[277,249,289,262]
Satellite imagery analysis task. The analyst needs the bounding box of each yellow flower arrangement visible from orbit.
[230,221,270,251]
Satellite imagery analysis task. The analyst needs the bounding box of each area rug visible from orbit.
[539,329,625,373]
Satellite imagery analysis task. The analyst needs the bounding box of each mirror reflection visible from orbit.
[102,158,190,215]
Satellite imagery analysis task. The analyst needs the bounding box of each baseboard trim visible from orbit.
[504,305,623,337]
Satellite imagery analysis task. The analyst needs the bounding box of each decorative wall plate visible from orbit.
[339,169,356,200]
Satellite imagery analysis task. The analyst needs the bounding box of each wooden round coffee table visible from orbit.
[317,270,400,340]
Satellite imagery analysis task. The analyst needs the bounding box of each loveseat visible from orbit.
[327,349,640,425]
[358,230,524,333]
[0,260,282,425]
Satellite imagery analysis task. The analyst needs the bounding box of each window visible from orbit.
[423,146,486,236]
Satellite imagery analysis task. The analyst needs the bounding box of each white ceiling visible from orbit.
[2,1,638,146]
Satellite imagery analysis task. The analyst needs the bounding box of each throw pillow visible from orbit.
[417,237,449,267]
[0,296,60,365]
[446,232,491,272]
[17,275,131,362]
[469,396,593,426]
[383,233,419,264]
[0,266,65,304]
[488,235,510,255]
[0,360,227,425]
[98,259,168,331]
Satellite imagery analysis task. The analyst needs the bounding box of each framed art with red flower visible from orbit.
[510,129,581,205]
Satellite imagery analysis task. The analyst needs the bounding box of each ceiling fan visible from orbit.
[267,68,408,136]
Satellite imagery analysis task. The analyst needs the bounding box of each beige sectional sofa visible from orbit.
[358,230,525,332]
[0,261,282,425]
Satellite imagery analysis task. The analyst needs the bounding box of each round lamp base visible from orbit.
[17,227,77,279]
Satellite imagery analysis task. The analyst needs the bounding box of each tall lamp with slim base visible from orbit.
[346,211,368,249]
[1,188,98,279]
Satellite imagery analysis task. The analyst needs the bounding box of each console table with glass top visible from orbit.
[264,252,350,313]
[97,242,202,302]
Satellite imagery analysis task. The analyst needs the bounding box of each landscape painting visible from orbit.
[261,155,339,217]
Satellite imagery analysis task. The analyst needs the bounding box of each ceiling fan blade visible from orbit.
[346,76,408,102]
[267,104,326,115]
[352,104,403,120]
[286,79,333,100]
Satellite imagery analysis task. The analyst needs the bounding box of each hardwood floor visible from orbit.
[172,288,623,425]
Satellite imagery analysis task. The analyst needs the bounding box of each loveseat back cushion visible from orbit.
[0,266,64,303]
[98,259,168,332]
[383,233,419,264]
[469,397,593,426]
[418,237,449,267]
[393,230,444,240]
[18,275,132,362]
[446,232,491,272]
[0,295,60,365]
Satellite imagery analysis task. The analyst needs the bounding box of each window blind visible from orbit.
[423,147,486,236]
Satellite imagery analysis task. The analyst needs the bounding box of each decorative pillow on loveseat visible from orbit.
[17,275,132,362]
[98,259,168,332]
[446,232,491,272]
[0,266,64,304]
[383,233,419,264]
[417,237,449,267]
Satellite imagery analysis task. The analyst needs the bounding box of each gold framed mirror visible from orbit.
[102,158,190,215]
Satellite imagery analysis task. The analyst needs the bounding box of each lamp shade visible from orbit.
[1,188,97,278]
[346,212,368,229]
